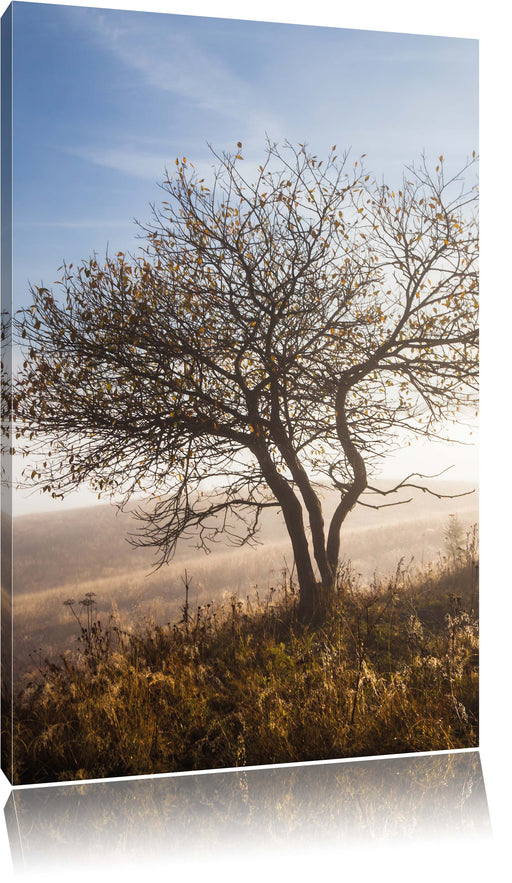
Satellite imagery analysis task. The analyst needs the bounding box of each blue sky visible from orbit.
[11,2,478,310]
[5,2,479,508]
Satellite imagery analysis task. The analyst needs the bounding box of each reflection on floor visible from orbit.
[4,749,490,875]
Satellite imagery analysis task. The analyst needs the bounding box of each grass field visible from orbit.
[5,485,479,784]
[11,481,478,682]
[9,545,478,784]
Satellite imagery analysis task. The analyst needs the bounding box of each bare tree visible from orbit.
[10,141,478,619]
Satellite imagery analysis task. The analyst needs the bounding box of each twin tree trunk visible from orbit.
[275,479,365,622]
[251,383,367,622]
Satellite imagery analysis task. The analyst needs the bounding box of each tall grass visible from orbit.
[10,531,478,784]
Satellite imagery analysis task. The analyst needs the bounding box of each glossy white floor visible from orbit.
[0,749,499,883]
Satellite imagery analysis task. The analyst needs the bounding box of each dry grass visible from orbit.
[8,527,478,785]
[11,492,478,683]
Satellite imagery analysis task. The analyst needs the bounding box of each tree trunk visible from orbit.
[276,490,321,621]
[253,441,319,621]
[269,386,335,596]
[326,380,368,584]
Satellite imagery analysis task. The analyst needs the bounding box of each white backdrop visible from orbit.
[0,2,508,881]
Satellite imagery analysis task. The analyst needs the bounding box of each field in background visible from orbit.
[12,481,478,681]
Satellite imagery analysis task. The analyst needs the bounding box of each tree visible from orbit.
[11,141,478,620]
[444,512,466,567]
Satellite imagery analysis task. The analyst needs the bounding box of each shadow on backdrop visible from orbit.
[4,749,490,875]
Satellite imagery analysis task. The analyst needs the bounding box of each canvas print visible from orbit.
[1,2,479,785]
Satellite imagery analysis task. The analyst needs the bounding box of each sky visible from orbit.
[5,0,479,511]
[10,2,478,307]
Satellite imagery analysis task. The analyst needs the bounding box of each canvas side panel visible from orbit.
[1,2,14,784]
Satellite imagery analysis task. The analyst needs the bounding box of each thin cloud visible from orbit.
[64,9,283,177]
[71,145,175,180]
[82,10,264,124]
[15,219,134,230]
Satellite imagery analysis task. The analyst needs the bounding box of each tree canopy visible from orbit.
[10,141,478,619]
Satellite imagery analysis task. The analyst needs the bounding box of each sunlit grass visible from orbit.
[9,528,478,784]
[12,495,478,684]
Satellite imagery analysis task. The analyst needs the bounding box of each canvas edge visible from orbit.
[1,1,14,787]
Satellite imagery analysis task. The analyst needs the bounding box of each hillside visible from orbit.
[10,480,478,680]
